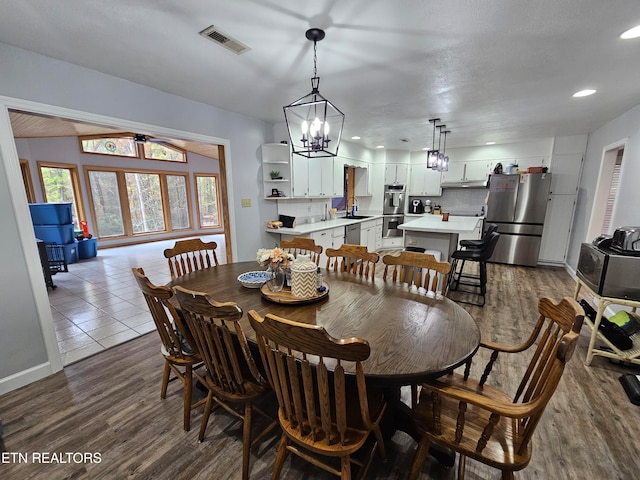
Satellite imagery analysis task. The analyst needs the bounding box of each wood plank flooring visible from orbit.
[2,258,639,479]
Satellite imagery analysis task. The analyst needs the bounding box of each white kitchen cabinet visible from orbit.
[548,154,583,195]
[332,157,345,196]
[409,163,442,195]
[440,162,466,184]
[291,155,309,197]
[262,143,291,198]
[375,218,383,250]
[353,165,371,196]
[539,194,576,263]
[311,226,345,265]
[359,219,379,252]
[441,161,490,186]
[464,161,491,182]
[308,157,334,197]
[384,163,408,185]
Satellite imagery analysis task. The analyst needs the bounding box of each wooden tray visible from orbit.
[261,282,329,304]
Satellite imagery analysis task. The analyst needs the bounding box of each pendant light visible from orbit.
[432,123,446,170]
[438,130,450,172]
[427,118,440,168]
[283,28,345,158]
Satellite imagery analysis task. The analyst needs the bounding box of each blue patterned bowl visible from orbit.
[237,270,272,288]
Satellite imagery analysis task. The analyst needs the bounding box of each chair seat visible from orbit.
[451,249,484,261]
[414,377,533,471]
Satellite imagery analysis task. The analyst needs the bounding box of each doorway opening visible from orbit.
[587,142,625,241]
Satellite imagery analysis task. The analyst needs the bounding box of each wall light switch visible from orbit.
[241,198,251,208]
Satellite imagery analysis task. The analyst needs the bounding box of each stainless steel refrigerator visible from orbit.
[486,173,552,266]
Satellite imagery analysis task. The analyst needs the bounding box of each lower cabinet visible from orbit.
[360,220,380,252]
[311,227,345,266]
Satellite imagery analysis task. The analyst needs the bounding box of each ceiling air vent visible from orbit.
[199,25,251,55]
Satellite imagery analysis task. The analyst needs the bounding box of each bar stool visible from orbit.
[448,232,500,307]
[459,223,498,251]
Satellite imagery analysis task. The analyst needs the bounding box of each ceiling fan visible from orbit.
[133,133,174,147]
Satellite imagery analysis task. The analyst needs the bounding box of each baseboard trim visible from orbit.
[0,362,55,396]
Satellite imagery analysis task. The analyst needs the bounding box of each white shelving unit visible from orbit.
[575,278,640,366]
[262,143,291,199]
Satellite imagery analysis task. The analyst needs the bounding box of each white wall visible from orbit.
[0,41,276,392]
[567,103,640,269]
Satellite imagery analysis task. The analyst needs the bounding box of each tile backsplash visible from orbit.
[409,188,488,215]
[276,198,333,224]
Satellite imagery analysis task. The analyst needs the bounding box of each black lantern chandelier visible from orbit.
[283,28,344,158]
[427,118,450,172]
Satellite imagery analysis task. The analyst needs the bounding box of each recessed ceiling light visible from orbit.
[351,136,361,140]
[573,89,596,98]
[621,25,640,39]
[485,141,496,145]
[376,145,384,149]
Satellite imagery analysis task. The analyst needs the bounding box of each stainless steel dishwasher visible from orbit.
[345,223,361,245]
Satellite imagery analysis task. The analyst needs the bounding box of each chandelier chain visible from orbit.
[313,40,318,78]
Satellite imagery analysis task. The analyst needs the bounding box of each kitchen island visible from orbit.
[399,215,483,261]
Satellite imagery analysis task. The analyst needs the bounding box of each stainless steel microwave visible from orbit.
[576,243,640,301]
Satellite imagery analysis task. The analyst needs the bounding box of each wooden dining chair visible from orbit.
[325,244,380,280]
[164,238,219,279]
[409,296,585,480]
[382,251,452,297]
[248,309,387,480]
[280,237,323,265]
[173,286,278,480]
[131,267,204,431]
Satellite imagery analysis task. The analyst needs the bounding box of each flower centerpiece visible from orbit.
[256,247,294,292]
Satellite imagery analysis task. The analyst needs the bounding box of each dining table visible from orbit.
[167,260,481,466]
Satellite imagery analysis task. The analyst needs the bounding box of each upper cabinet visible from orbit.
[384,163,408,185]
[440,161,490,187]
[409,163,442,195]
[262,143,291,198]
[307,157,335,197]
[293,156,346,198]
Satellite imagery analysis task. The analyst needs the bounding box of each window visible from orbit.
[126,172,166,234]
[87,167,191,239]
[88,170,126,237]
[80,136,138,158]
[20,159,35,203]
[195,174,222,228]
[80,135,187,163]
[166,175,190,229]
[38,162,84,229]
[142,142,186,163]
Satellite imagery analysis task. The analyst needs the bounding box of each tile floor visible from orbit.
[48,234,226,366]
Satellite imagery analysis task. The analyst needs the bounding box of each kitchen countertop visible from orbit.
[265,214,383,236]
[399,215,482,233]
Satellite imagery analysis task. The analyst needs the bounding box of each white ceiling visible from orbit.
[1,0,640,151]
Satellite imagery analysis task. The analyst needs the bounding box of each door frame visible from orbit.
[0,95,237,386]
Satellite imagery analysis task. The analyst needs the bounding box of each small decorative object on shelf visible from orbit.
[270,170,282,179]
[257,247,294,293]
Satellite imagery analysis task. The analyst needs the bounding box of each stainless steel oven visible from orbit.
[383,215,404,238]
[383,184,405,215]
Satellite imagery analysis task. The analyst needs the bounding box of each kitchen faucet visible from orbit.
[347,196,358,216]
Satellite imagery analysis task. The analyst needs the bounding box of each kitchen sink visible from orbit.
[338,215,371,220]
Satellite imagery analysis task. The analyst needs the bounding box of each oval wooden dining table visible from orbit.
[167,261,480,466]
[167,261,480,385]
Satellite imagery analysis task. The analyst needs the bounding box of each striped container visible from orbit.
[290,255,317,298]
